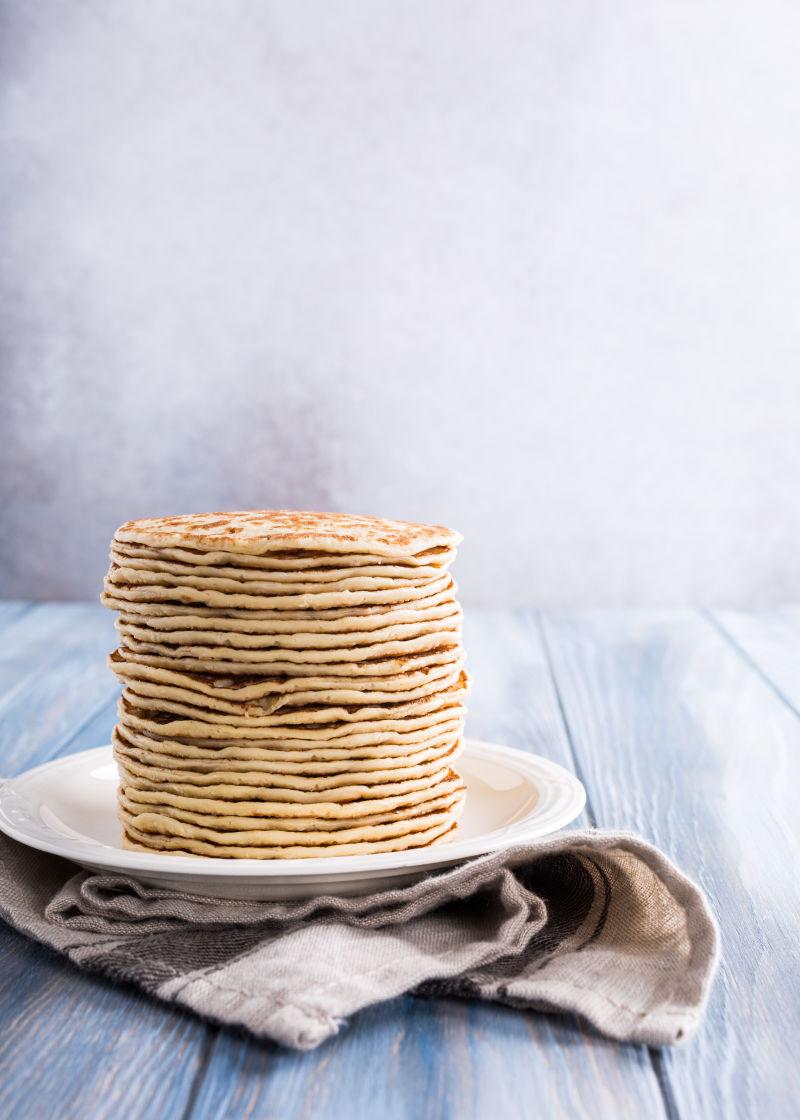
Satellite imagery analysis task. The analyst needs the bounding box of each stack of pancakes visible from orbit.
[101,511,468,859]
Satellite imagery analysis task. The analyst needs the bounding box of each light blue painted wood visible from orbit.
[0,603,213,1120]
[0,602,30,629]
[191,994,666,1120]
[540,607,800,1120]
[0,929,210,1120]
[709,606,800,717]
[0,604,119,777]
[0,602,112,698]
[187,610,667,1120]
[1,602,796,1119]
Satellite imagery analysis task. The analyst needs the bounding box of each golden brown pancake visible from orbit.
[102,511,467,859]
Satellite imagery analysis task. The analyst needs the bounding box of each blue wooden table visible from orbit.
[0,602,797,1119]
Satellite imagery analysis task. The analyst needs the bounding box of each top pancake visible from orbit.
[115,511,461,559]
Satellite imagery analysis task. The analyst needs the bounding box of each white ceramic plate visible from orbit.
[0,740,585,899]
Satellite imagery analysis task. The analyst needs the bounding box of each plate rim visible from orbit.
[0,740,585,879]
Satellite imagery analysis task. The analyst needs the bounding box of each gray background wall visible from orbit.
[2,1,798,606]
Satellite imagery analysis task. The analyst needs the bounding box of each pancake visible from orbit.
[120,672,468,727]
[102,511,467,859]
[112,540,457,572]
[101,576,457,621]
[114,642,462,677]
[107,562,442,595]
[114,736,462,778]
[111,664,465,717]
[118,786,464,832]
[119,768,465,817]
[121,818,460,859]
[113,723,461,764]
[119,801,464,852]
[110,549,451,583]
[114,745,460,792]
[118,698,464,747]
[103,602,460,643]
[114,510,461,558]
[103,572,453,611]
[109,649,461,698]
[114,604,461,644]
[115,626,461,666]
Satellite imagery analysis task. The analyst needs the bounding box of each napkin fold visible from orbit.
[0,830,718,1050]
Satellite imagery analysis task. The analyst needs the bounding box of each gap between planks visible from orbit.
[181,606,671,1120]
[180,1030,220,1120]
[701,608,800,721]
[533,608,681,1120]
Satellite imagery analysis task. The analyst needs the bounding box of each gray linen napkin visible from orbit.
[0,829,718,1050]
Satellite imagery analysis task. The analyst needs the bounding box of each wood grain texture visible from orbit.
[709,606,800,717]
[0,604,214,1120]
[0,929,208,1120]
[186,610,666,1120]
[0,602,796,1119]
[0,605,119,777]
[0,602,30,629]
[191,995,665,1120]
[0,602,107,699]
[540,608,800,1120]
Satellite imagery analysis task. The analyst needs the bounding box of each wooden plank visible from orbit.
[0,603,213,1120]
[540,607,800,1119]
[0,602,113,699]
[187,609,666,1120]
[0,929,210,1120]
[191,995,665,1120]
[0,603,119,776]
[0,602,31,630]
[710,606,800,717]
